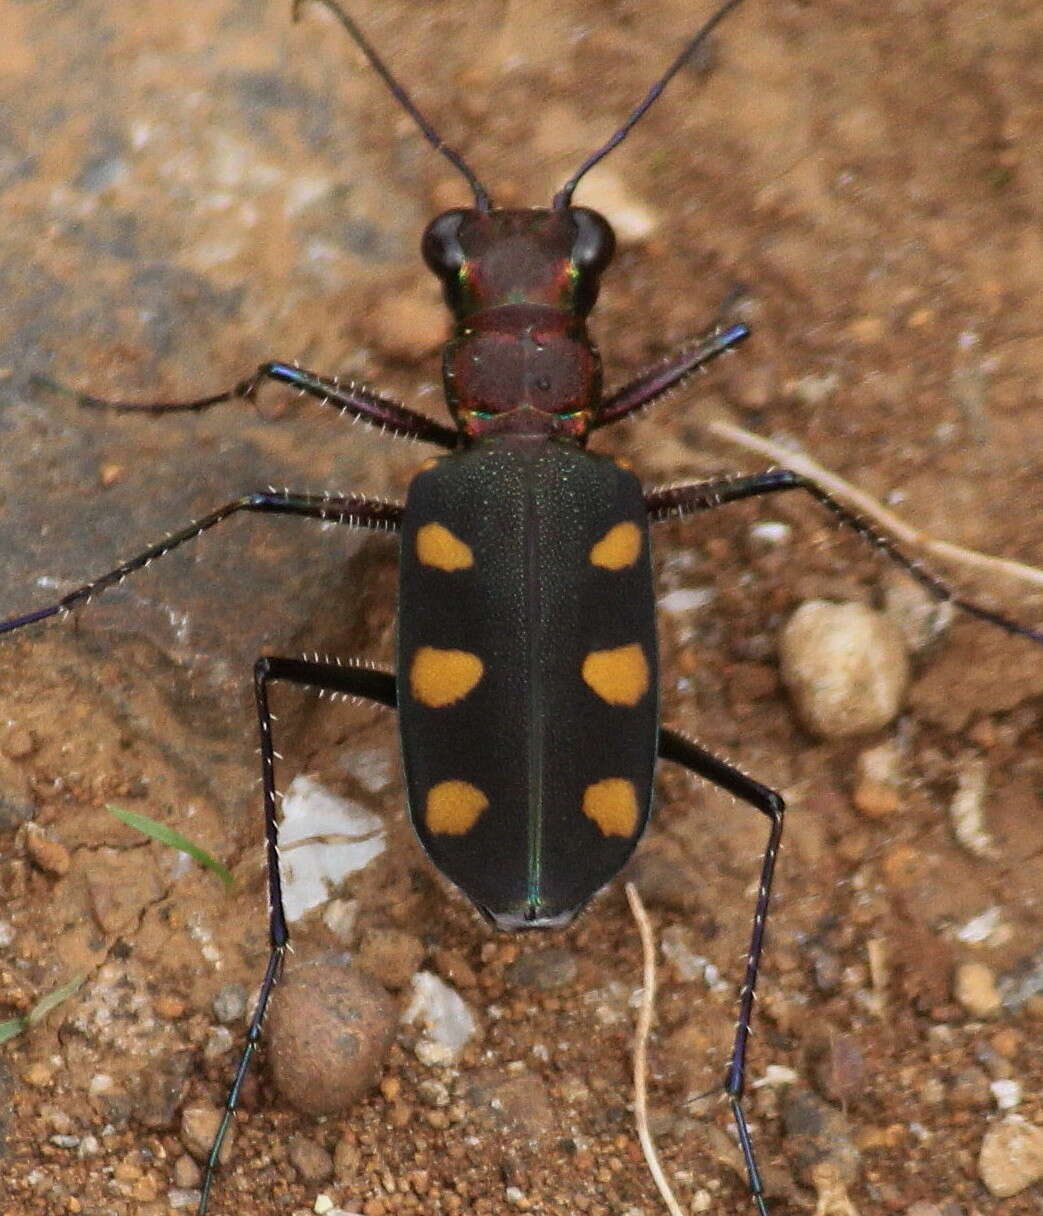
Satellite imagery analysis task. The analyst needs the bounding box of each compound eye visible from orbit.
[421,209,469,279]
[569,207,616,275]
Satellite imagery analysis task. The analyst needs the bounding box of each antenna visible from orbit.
[294,0,493,211]
[553,0,746,209]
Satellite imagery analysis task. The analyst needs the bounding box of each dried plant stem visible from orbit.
[706,419,1043,591]
[625,882,686,1216]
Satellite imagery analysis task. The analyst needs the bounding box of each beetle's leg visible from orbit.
[32,360,458,447]
[646,471,1043,644]
[658,727,782,1216]
[199,656,396,1215]
[593,322,750,429]
[0,492,401,638]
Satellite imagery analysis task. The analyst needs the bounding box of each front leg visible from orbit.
[593,321,749,429]
[646,470,1043,644]
[0,492,401,637]
[33,359,457,448]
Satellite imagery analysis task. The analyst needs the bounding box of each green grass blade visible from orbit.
[0,972,87,1045]
[107,805,233,889]
[26,972,86,1027]
[0,1018,25,1045]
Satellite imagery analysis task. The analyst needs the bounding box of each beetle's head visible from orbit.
[421,205,615,320]
[421,207,614,440]
[295,0,747,438]
[421,206,615,440]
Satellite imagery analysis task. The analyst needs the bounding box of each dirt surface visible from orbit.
[1,2,1042,1215]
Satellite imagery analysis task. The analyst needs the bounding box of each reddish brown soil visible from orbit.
[0,2,1040,1215]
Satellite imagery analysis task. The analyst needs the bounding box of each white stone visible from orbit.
[279,776,385,922]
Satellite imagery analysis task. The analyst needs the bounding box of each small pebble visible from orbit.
[431,947,477,989]
[288,1135,334,1184]
[747,520,792,550]
[1,727,36,759]
[99,461,124,487]
[167,1190,203,1211]
[322,898,359,946]
[77,1134,100,1158]
[847,314,886,344]
[23,1062,54,1088]
[506,946,578,991]
[172,1155,201,1189]
[949,755,996,858]
[882,569,952,653]
[811,1033,866,1104]
[463,1069,556,1141]
[153,994,186,1020]
[778,601,909,738]
[949,1067,991,1109]
[781,1089,861,1187]
[204,1025,234,1060]
[954,962,1001,1018]
[135,1050,194,1129]
[786,372,839,406]
[24,824,71,876]
[180,1105,234,1164]
[990,1079,1022,1110]
[852,740,904,818]
[356,927,425,990]
[403,971,478,1065]
[268,956,397,1116]
[212,984,247,1025]
[978,1117,1043,1197]
[333,1133,361,1182]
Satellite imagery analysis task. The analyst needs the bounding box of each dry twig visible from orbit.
[625,882,686,1216]
[706,419,1043,591]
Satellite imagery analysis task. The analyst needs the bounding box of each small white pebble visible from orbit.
[77,1135,100,1158]
[752,1064,800,1088]
[991,1079,1022,1110]
[748,520,792,548]
[955,906,1009,946]
[658,586,716,613]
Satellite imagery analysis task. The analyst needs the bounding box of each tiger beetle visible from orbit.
[3,0,1042,1211]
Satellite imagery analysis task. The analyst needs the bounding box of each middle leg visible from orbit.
[0,491,401,638]
[646,470,1043,643]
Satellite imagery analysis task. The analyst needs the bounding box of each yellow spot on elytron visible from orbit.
[415,457,439,475]
[589,521,642,570]
[410,647,484,707]
[416,522,474,571]
[582,778,639,837]
[426,780,488,835]
[581,643,649,706]
[614,456,634,471]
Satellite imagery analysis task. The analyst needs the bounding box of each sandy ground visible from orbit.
[0,2,1041,1214]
